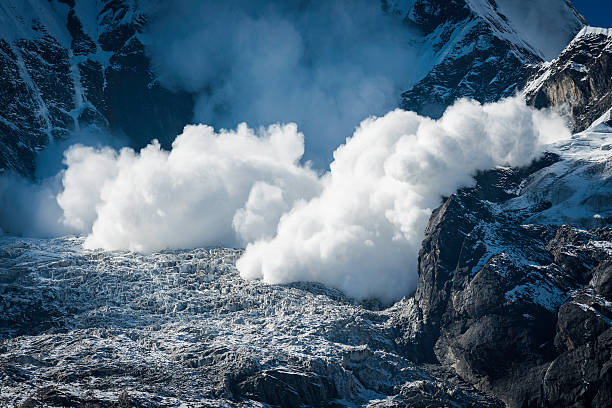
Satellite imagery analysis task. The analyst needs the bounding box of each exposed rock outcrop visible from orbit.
[397,0,583,117]
[395,137,612,407]
[0,0,193,176]
[525,27,612,132]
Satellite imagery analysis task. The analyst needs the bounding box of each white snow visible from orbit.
[506,281,569,311]
[501,121,612,228]
[468,0,584,61]
[575,26,612,39]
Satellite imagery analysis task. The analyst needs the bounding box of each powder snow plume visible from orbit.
[236,97,569,302]
[0,97,569,302]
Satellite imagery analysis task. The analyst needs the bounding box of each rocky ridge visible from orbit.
[392,25,612,407]
[525,26,612,132]
[393,0,584,117]
[0,0,193,176]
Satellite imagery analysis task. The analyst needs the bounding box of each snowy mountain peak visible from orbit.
[524,23,612,132]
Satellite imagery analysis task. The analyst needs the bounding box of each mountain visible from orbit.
[0,0,193,176]
[0,237,505,407]
[395,131,612,406]
[1,2,611,408]
[394,26,612,407]
[525,26,612,132]
[0,0,584,177]
[392,0,584,117]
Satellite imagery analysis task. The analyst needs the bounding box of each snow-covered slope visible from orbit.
[395,0,584,117]
[525,26,612,132]
[1,119,610,405]
[0,0,192,176]
[0,236,502,407]
[507,123,612,227]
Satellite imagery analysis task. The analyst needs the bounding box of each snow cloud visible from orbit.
[0,96,569,302]
[142,0,419,167]
[61,123,322,252]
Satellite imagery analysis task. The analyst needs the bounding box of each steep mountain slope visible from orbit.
[393,0,584,117]
[525,26,612,132]
[0,0,584,176]
[0,0,192,176]
[1,2,610,408]
[393,27,612,407]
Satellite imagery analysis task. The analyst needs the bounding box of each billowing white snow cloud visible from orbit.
[61,123,321,252]
[0,96,569,302]
[236,97,570,302]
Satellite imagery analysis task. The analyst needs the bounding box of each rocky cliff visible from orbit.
[394,26,612,407]
[525,27,612,133]
[394,0,584,117]
[0,0,193,176]
[395,147,612,406]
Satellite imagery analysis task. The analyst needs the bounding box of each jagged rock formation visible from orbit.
[392,26,612,404]
[390,20,612,407]
[525,27,612,132]
[0,0,193,176]
[392,0,584,117]
[394,144,612,406]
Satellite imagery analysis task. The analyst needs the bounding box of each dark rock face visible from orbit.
[394,31,612,405]
[0,0,193,177]
[401,22,537,118]
[396,152,612,407]
[525,28,612,132]
[394,0,543,118]
[233,367,338,408]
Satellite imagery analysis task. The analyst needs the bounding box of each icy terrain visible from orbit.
[0,237,501,407]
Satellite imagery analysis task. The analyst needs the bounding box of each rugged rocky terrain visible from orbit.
[390,27,612,406]
[525,27,612,132]
[394,127,612,407]
[0,237,505,407]
[0,0,192,176]
[393,0,583,117]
